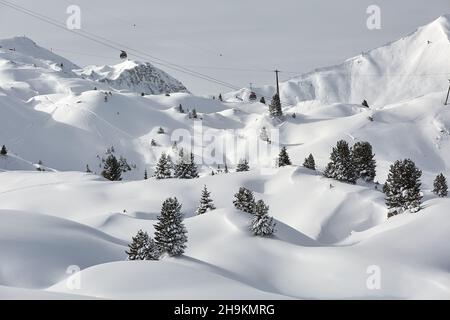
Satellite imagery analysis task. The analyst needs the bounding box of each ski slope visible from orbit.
[0,15,450,299]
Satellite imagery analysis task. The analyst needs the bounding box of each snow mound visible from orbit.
[0,210,126,288]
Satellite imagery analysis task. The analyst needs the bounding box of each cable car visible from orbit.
[120,50,128,59]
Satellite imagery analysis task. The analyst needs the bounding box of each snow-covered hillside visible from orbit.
[79,60,189,95]
[1,15,450,299]
[230,15,450,108]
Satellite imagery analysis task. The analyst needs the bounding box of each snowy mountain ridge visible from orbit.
[79,60,189,95]
[1,15,450,299]
[232,15,450,107]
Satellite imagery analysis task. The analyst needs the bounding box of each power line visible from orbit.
[0,0,242,91]
[0,0,296,107]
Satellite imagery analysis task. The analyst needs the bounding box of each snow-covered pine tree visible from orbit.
[142,237,161,260]
[0,145,7,156]
[144,169,148,180]
[277,146,292,167]
[86,164,92,173]
[101,154,122,181]
[351,141,376,182]
[126,229,150,260]
[233,187,256,213]
[236,159,250,172]
[269,93,283,117]
[384,159,422,217]
[260,126,270,142]
[157,127,165,134]
[174,149,198,179]
[154,197,187,256]
[250,200,276,236]
[433,173,448,197]
[323,140,357,184]
[218,94,223,102]
[260,97,266,104]
[196,185,216,215]
[362,100,370,108]
[151,139,157,146]
[303,153,316,170]
[154,153,172,179]
[188,152,199,178]
[178,104,184,113]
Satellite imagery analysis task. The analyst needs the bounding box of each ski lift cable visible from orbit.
[0,0,295,107]
[0,0,242,91]
[2,0,449,103]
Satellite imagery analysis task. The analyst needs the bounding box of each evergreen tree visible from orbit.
[144,169,148,180]
[233,187,256,213]
[142,237,161,260]
[269,93,283,117]
[303,154,316,170]
[362,100,370,108]
[174,150,198,179]
[278,146,292,167]
[324,140,357,184]
[196,185,216,215]
[384,159,422,217]
[187,152,199,178]
[86,164,92,173]
[157,127,165,134]
[351,141,376,182]
[101,154,122,181]
[154,197,187,256]
[151,139,157,146]
[154,153,172,179]
[218,94,223,102]
[236,159,250,172]
[0,145,7,156]
[250,200,276,237]
[260,126,270,142]
[126,230,150,260]
[433,173,448,197]
[260,97,266,104]
[178,104,184,113]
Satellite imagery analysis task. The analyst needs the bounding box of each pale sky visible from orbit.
[0,0,449,94]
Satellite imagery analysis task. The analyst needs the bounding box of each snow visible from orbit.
[1,15,450,299]
[78,60,189,94]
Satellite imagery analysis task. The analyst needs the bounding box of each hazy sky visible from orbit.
[1,0,449,94]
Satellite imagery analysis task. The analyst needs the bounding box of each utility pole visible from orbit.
[274,70,280,97]
[445,79,450,106]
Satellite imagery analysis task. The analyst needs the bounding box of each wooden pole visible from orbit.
[445,80,450,105]
[275,70,280,97]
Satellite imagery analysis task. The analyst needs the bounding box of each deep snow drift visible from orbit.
[1,15,450,299]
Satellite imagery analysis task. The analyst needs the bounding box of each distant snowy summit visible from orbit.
[230,14,450,107]
[0,36,189,95]
[79,60,189,95]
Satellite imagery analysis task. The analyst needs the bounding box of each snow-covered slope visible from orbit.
[1,16,450,299]
[79,60,189,95]
[0,168,449,299]
[230,15,450,107]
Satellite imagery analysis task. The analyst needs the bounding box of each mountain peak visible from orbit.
[80,59,189,95]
